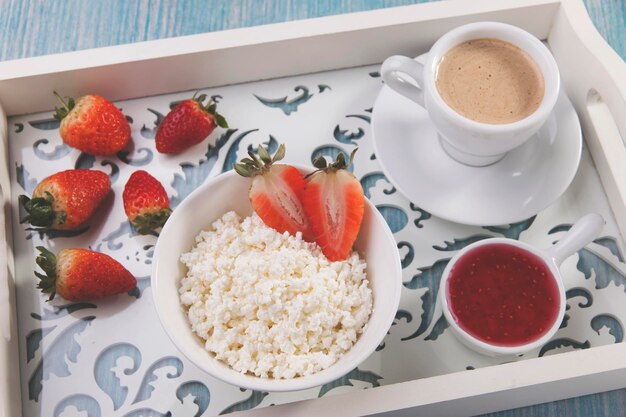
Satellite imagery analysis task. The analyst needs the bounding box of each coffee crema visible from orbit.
[435,38,544,124]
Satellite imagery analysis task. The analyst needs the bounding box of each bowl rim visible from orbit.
[151,166,402,391]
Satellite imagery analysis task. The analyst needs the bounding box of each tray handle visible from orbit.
[549,0,626,238]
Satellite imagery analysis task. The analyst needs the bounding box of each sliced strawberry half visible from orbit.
[234,144,313,240]
[303,149,364,261]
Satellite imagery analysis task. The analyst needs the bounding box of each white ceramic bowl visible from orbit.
[439,213,604,357]
[439,238,566,357]
[151,167,402,391]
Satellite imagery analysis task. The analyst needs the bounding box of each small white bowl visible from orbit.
[440,238,567,357]
[151,167,402,391]
[439,213,604,357]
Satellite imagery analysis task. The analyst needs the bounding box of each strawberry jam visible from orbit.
[446,243,560,347]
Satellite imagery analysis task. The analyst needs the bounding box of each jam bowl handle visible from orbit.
[546,213,605,266]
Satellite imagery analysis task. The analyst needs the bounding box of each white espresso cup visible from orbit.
[439,213,604,356]
[381,22,560,166]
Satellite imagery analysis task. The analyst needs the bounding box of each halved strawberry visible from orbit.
[302,150,364,261]
[234,144,312,240]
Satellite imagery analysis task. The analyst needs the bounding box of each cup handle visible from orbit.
[546,213,605,266]
[381,55,425,107]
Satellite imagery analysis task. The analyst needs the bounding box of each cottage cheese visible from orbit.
[179,211,372,379]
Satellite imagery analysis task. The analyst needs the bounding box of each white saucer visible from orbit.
[371,63,582,226]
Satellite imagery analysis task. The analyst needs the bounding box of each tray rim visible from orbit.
[1,0,626,416]
[0,0,572,117]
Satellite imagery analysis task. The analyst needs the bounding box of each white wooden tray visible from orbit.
[1,0,625,416]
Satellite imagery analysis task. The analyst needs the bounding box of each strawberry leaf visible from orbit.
[336,153,346,167]
[312,156,327,169]
[258,145,272,164]
[19,192,58,228]
[34,271,48,280]
[35,246,58,300]
[234,163,252,177]
[54,211,67,226]
[248,150,263,166]
[235,142,291,178]
[214,113,228,128]
[52,91,76,121]
[53,107,68,121]
[131,208,172,235]
[272,144,286,163]
[329,148,358,170]
[349,148,358,165]
[35,246,57,276]
[308,148,358,179]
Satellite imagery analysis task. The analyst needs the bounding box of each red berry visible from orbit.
[35,247,136,301]
[19,169,111,230]
[54,92,131,156]
[155,94,228,154]
[123,170,171,234]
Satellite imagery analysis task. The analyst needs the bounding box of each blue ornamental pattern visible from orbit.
[7,64,626,416]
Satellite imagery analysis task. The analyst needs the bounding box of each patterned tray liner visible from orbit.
[7,64,626,417]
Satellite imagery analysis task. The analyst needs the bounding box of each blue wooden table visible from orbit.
[2,1,625,416]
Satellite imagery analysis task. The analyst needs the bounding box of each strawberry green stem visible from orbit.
[35,246,58,301]
[52,91,76,121]
[306,148,359,179]
[53,91,69,109]
[234,143,286,178]
[18,192,66,229]
[189,92,229,129]
[132,208,172,235]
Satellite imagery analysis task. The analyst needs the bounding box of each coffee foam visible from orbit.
[435,38,544,125]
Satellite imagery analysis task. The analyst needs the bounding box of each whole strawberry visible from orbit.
[53,92,131,156]
[19,169,111,230]
[234,144,313,241]
[123,170,171,234]
[35,247,136,301]
[155,93,228,154]
[303,149,364,261]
